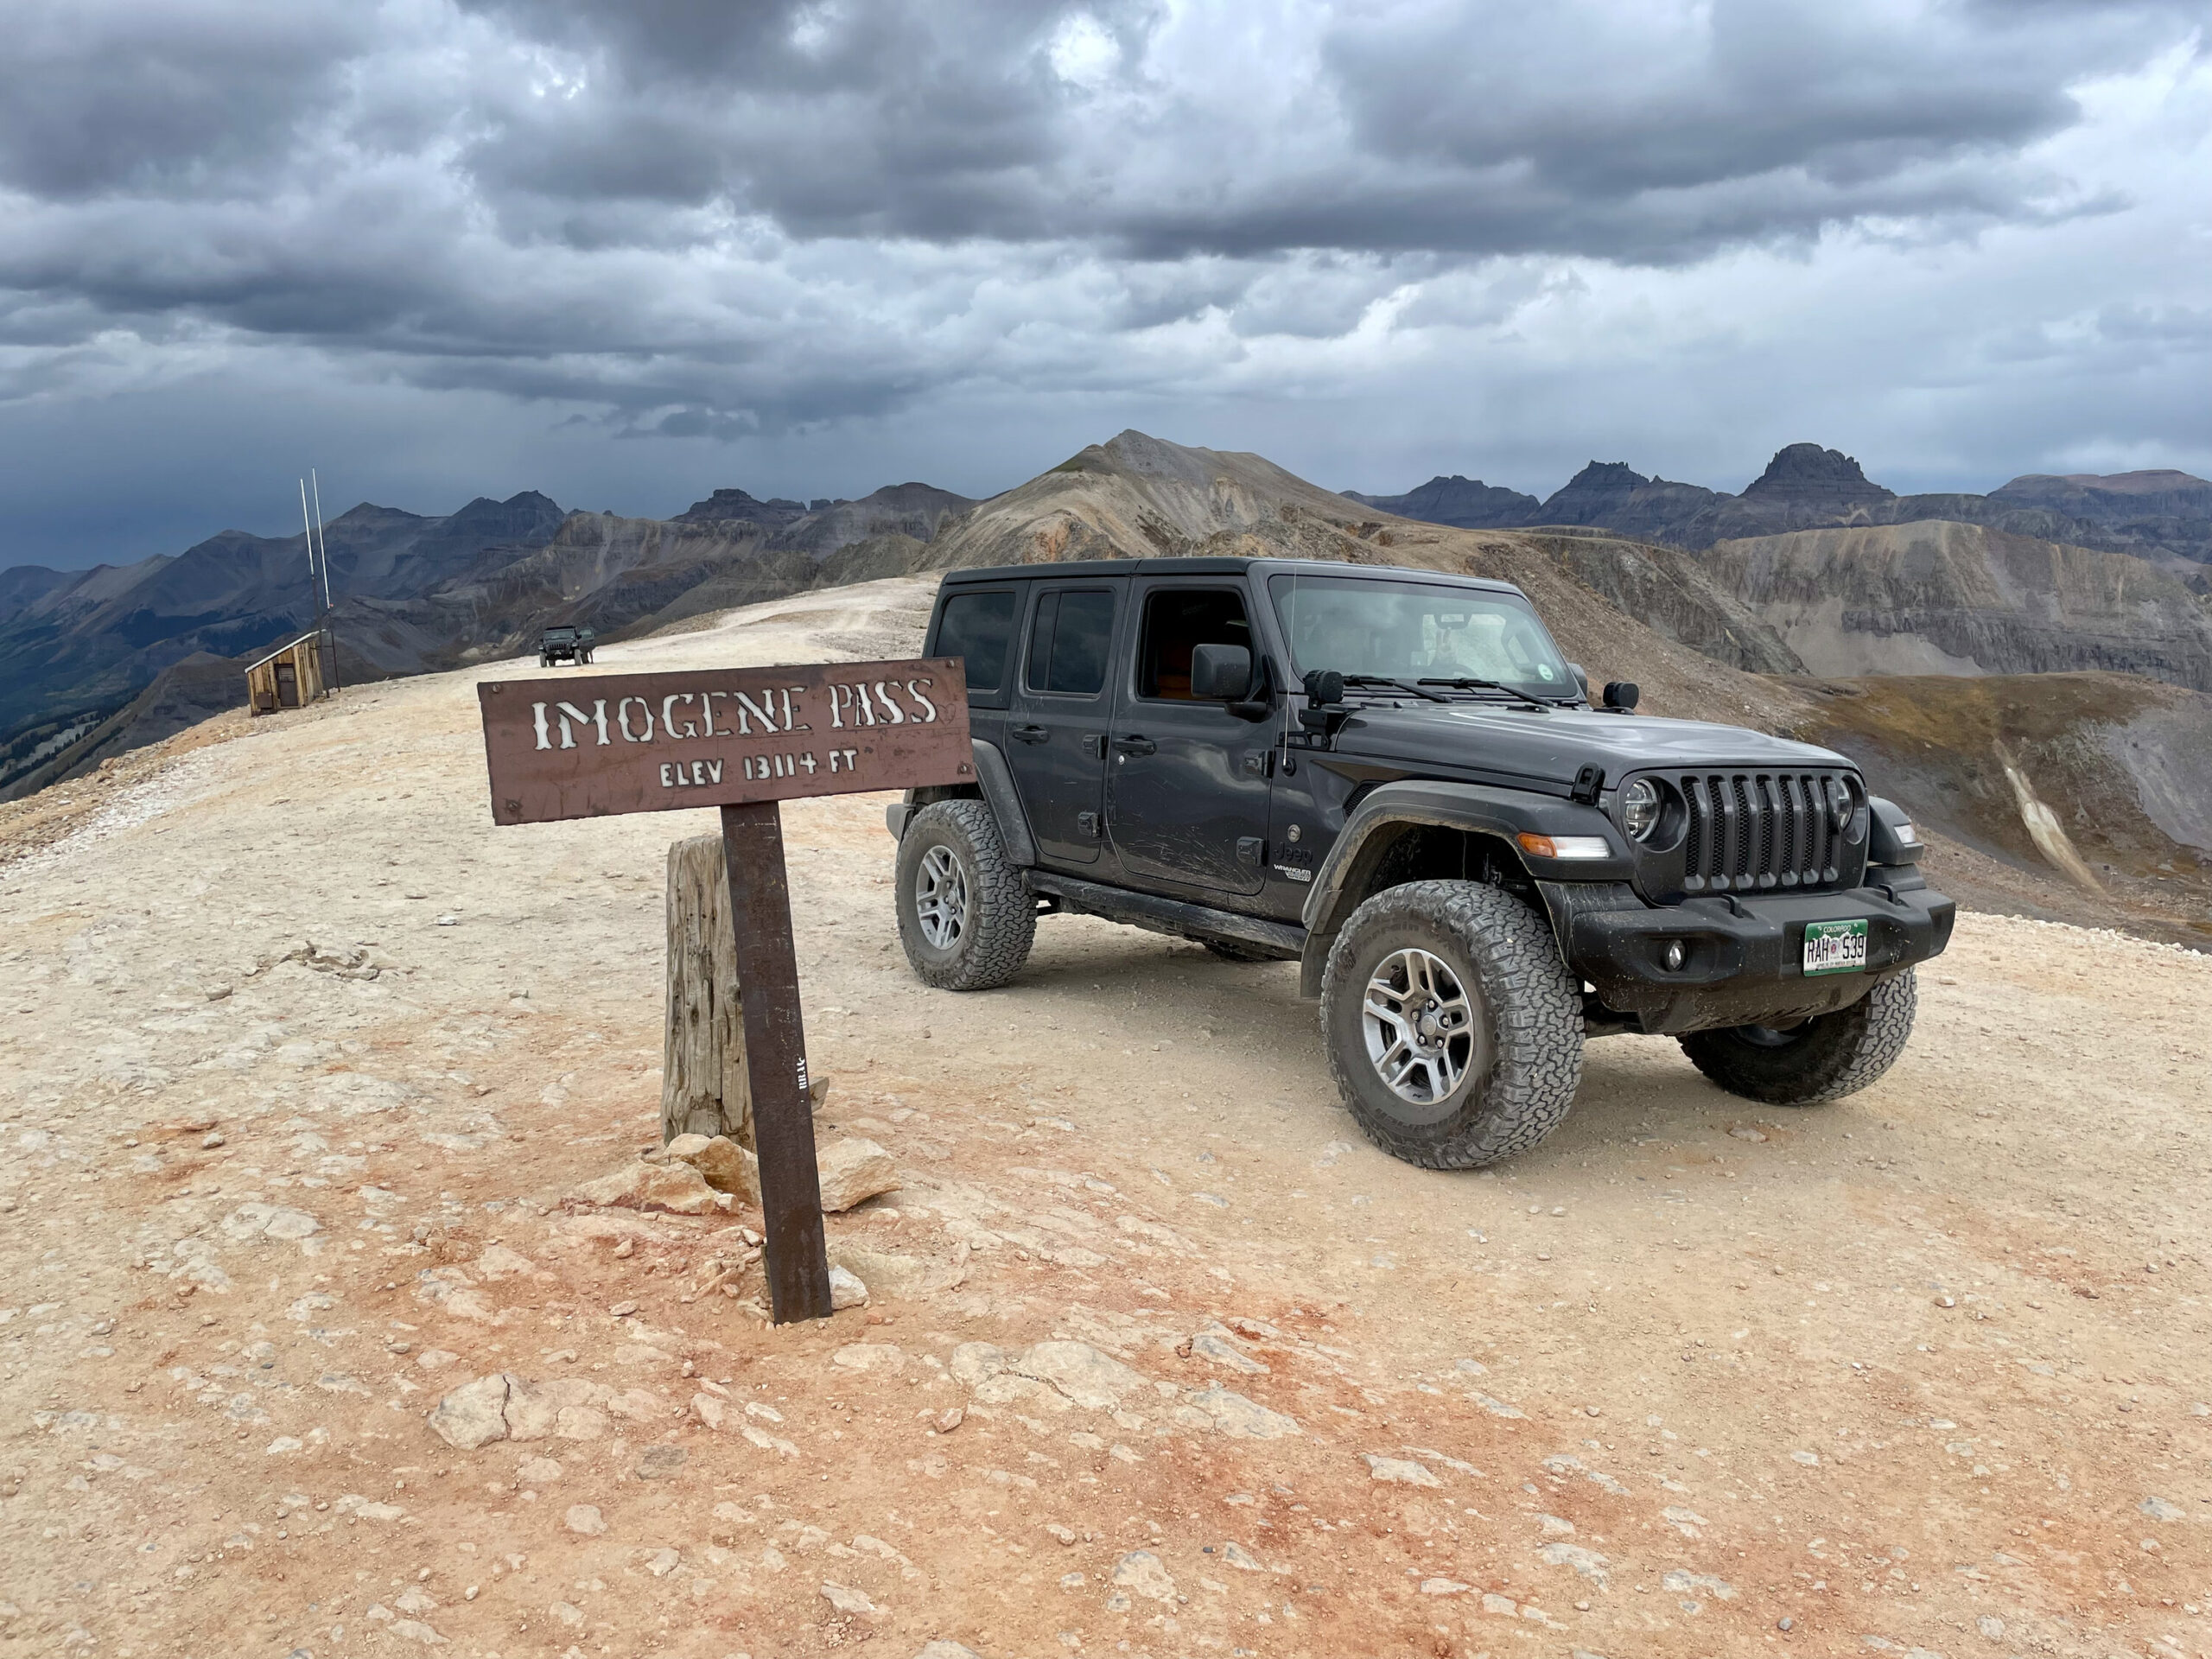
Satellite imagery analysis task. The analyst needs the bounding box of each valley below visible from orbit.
[2,580,2207,1659]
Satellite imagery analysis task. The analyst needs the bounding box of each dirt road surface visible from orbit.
[3,578,2208,1659]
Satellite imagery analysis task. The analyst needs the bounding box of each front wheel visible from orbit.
[1319,880,1584,1169]
[894,799,1036,991]
[1678,969,1916,1105]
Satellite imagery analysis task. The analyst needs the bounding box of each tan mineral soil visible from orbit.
[3,575,2209,1659]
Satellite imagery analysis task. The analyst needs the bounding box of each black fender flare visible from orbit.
[887,738,1039,868]
[1296,779,1631,996]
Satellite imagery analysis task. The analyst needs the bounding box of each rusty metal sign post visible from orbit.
[479,658,974,1323]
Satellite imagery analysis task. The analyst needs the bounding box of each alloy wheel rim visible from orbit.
[1363,946,1479,1109]
[914,845,970,950]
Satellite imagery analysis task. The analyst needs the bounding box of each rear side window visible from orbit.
[934,589,1017,697]
[1024,589,1116,696]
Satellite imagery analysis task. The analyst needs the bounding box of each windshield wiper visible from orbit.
[1338,673,1447,703]
[1418,676,1559,706]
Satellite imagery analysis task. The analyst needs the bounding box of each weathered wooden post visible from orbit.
[663,834,748,1147]
[478,658,973,1322]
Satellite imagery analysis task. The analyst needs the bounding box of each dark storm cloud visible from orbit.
[0,1,372,198]
[0,0,2204,471]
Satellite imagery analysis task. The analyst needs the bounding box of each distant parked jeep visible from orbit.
[539,625,594,667]
[887,556,1954,1170]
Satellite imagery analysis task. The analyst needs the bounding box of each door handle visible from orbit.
[1114,735,1156,757]
[1012,724,1050,744]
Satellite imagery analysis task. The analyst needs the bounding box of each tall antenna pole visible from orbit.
[299,478,319,600]
[298,480,327,701]
[311,468,340,693]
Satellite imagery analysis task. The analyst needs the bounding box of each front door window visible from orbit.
[1104,585,1273,896]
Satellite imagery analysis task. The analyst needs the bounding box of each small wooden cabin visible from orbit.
[245,631,327,715]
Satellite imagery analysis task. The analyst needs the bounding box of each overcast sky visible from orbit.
[3,0,2208,569]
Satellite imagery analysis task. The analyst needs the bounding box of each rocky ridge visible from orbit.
[1356,446,2212,563]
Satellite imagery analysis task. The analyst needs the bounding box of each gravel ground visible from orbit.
[2,576,2207,1659]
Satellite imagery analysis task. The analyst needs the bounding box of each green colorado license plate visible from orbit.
[1802,918,1869,976]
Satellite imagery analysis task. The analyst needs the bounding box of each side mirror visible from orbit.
[1191,643,1254,701]
[1602,681,1641,712]
[1567,663,1589,699]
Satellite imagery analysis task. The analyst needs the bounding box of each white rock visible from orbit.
[516,1455,562,1484]
[1190,1332,1268,1374]
[2141,1496,2184,1521]
[1110,1549,1176,1603]
[665,1134,756,1197]
[1542,1541,1610,1585]
[1421,1579,1471,1595]
[912,1644,983,1659]
[831,1343,905,1373]
[427,1374,512,1451]
[1660,1568,1733,1600]
[820,1581,876,1615]
[1219,1542,1264,1571]
[474,1244,543,1281]
[1471,1392,1527,1420]
[1016,1342,1148,1410]
[1363,1454,1440,1487]
[569,1160,732,1216]
[565,1503,607,1535]
[830,1242,963,1299]
[948,1343,1007,1388]
[1184,1386,1299,1440]
[219,1203,321,1243]
[817,1138,900,1213]
[829,1266,869,1310]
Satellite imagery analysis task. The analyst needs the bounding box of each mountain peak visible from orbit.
[1741,443,1894,506]
[673,487,807,526]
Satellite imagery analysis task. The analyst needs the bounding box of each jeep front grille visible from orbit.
[1676,771,1852,893]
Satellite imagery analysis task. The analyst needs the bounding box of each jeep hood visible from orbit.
[1335,704,1851,791]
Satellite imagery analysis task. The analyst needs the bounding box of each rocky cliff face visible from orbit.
[672,486,808,529]
[1342,474,1538,528]
[1738,442,1895,519]
[1360,446,2212,562]
[1698,521,2212,689]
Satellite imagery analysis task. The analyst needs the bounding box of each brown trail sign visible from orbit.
[479,658,973,1322]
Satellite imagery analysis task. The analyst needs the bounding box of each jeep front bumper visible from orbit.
[1550,878,1956,1036]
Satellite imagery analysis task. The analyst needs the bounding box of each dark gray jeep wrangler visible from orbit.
[886,556,1954,1168]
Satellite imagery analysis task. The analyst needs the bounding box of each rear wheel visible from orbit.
[1319,880,1583,1169]
[894,799,1036,991]
[1678,969,1916,1104]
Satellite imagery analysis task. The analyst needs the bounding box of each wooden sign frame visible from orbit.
[479,658,973,1322]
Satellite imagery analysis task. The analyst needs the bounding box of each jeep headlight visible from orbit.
[1622,778,1661,842]
[1824,776,1853,828]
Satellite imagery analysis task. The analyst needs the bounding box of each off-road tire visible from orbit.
[895,799,1036,992]
[1201,938,1274,963]
[1319,880,1584,1169]
[1678,969,1916,1105]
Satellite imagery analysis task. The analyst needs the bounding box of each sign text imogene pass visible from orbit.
[478,658,973,824]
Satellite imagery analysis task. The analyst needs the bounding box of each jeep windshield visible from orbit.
[1267,573,1575,701]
